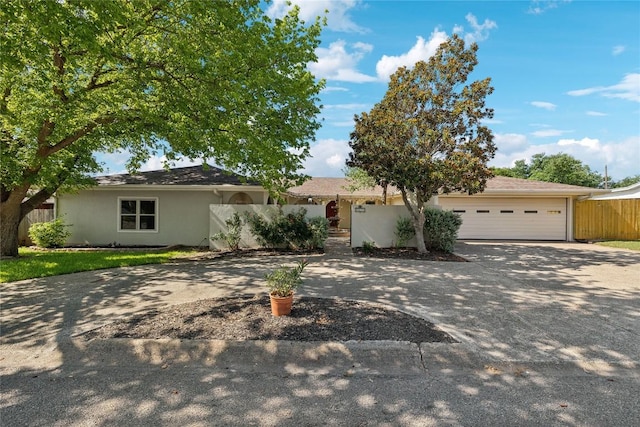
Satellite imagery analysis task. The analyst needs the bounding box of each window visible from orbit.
[500,210,514,214]
[118,198,157,231]
[453,209,466,213]
[547,210,562,215]
[524,210,538,214]
[476,209,490,213]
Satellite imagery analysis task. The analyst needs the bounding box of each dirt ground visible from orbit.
[83,296,457,343]
[83,246,463,344]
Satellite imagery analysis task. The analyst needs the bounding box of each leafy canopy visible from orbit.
[492,153,604,188]
[0,0,324,194]
[348,34,495,252]
[0,0,325,256]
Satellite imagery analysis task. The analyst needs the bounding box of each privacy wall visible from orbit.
[209,205,325,250]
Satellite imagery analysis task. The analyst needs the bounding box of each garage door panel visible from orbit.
[439,198,567,240]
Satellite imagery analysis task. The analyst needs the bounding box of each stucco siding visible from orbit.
[59,189,220,246]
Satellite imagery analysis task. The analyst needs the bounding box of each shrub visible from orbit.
[211,213,244,251]
[361,240,376,254]
[306,216,329,249]
[28,217,71,248]
[395,217,415,247]
[423,208,462,253]
[244,210,285,248]
[245,208,322,250]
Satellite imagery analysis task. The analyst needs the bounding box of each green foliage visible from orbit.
[423,209,462,253]
[307,216,330,249]
[245,208,326,250]
[496,153,603,187]
[265,260,309,297]
[28,217,71,248]
[1,0,325,256]
[395,217,415,248]
[348,34,495,252]
[0,248,190,283]
[211,213,244,251]
[361,241,376,254]
[611,175,640,188]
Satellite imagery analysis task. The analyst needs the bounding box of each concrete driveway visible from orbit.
[1,240,639,426]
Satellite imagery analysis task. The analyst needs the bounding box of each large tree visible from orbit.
[492,153,603,187]
[348,34,495,253]
[0,0,324,257]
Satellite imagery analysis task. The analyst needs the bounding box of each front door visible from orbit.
[325,200,339,227]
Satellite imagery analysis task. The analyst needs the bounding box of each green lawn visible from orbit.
[595,241,640,251]
[0,248,195,283]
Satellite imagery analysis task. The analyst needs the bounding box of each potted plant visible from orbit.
[265,259,308,316]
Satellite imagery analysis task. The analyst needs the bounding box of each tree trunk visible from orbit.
[0,199,23,257]
[400,188,429,253]
[413,210,427,253]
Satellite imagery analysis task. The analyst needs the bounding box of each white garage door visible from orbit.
[438,197,567,240]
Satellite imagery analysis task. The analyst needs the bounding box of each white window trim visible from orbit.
[117,197,159,233]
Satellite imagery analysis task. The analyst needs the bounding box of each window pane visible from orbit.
[121,215,137,229]
[121,200,137,215]
[139,215,155,230]
[140,200,156,215]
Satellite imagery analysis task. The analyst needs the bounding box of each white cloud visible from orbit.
[527,1,571,15]
[140,155,200,172]
[491,133,640,179]
[309,40,376,83]
[375,30,449,80]
[267,0,367,33]
[530,101,557,111]
[493,133,529,155]
[612,45,626,56]
[586,111,608,117]
[302,138,350,176]
[567,73,640,102]
[460,13,497,44]
[531,129,570,138]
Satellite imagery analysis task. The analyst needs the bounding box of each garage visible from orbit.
[438,197,568,240]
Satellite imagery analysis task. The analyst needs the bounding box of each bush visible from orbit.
[361,240,376,254]
[395,217,415,247]
[28,217,71,248]
[423,208,462,253]
[211,213,244,251]
[245,208,327,250]
[306,216,329,249]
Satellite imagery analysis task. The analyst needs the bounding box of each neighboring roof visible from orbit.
[587,181,640,200]
[288,176,608,198]
[476,176,609,196]
[287,177,399,199]
[94,165,261,187]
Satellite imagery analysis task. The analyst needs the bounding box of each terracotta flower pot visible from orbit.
[270,293,293,316]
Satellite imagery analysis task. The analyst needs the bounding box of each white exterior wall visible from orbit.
[209,205,326,249]
[59,188,258,247]
[350,205,417,248]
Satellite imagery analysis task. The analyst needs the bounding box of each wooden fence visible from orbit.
[18,206,55,245]
[574,199,640,241]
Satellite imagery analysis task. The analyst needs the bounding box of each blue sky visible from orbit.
[108,0,640,182]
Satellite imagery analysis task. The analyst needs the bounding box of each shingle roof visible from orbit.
[287,177,398,198]
[482,176,603,193]
[94,165,260,186]
[288,176,605,198]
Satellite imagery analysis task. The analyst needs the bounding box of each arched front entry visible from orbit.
[228,192,253,204]
[326,200,339,227]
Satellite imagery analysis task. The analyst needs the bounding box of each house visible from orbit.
[58,165,270,247]
[288,176,607,241]
[57,165,610,247]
